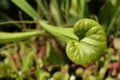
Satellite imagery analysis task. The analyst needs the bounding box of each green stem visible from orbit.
[36,0,50,20]
[50,0,62,26]
[0,30,45,44]
[98,51,112,80]
[107,4,120,35]
[39,21,78,43]
[65,0,70,22]
[77,0,85,18]
[0,21,35,25]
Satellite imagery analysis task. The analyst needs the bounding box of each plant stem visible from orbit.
[107,5,120,35]
[36,0,50,20]
[50,0,62,26]
[98,50,112,80]
[77,0,85,18]
[39,21,78,43]
[0,30,45,44]
[65,0,70,22]
[0,21,35,25]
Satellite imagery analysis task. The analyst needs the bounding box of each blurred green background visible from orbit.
[0,0,120,80]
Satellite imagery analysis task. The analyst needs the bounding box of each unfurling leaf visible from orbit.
[66,19,107,65]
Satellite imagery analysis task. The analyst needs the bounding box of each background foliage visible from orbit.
[0,0,120,80]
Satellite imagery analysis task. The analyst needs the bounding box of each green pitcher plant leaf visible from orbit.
[11,0,107,65]
[39,19,107,65]
[66,19,107,65]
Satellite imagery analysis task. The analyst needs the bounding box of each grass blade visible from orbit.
[11,0,40,21]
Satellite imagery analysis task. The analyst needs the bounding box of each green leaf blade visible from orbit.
[11,0,40,21]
